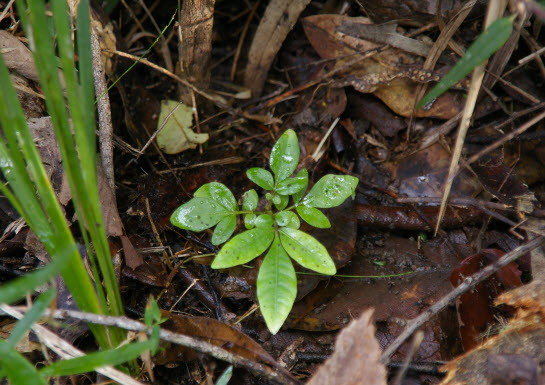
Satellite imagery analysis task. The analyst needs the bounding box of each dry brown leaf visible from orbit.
[157,310,292,377]
[302,14,466,118]
[97,164,123,237]
[355,0,470,24]
[336,22,432,57]
[0,30,39,81]
[90,10,117,75]
[0,322,42,354]
[29,117,64,192]
[25,230,50,264]
[244,0,312,97]
[121,235,144,270]
[521,219,545,281]
[496,279,545,316]
[307,309,387,385]
[440,280,545,385]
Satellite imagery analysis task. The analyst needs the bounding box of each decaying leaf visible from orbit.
[336,22,432,57]
[307,309,387,385]
[387,143,481,200]
[156,310,291,376]
[355,0,471,24]
[120,235,144,270]
[97,164,123,237]
[156,100,208,154]
[302,14,466,118]
[0,30,39,82]
[0,322,42,354]
[440,280,545,385]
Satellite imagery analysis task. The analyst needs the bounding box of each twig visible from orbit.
[108,49,227,106]
[91,31,115,195]
[434,1,507,234]
[156,156,245,174]
[311,117,339,162]
[391,331,424,385]
[380,235,545,364]
[464,109,545,166]
[0,307,300,385]
[231,0,259,81]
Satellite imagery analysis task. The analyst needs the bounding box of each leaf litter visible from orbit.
[3,0,545,384]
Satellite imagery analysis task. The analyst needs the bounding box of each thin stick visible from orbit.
[391,331,424,385]
[311,117,339,161]
[434,1,507,235]
[91,31,115,195]
[231,0,259,81]
[465,109,545,166]
[380,235,545,364]
[108,49,227,106]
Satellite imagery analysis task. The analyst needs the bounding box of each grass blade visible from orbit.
[39,326,159,377]
[417,15,515,109]
[0,340,48,385]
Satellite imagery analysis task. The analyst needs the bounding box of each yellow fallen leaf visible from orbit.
[156,100,208,154]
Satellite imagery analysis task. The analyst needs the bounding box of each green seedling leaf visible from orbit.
[291,169,308,203]
[212,227,275,268]
[275,211,300,229]
[195,182,237,211]
[254,214,274,228]
[274,194,289,211]
[279,228,336,275]
[257,235,297,334]
[276,173,307,195]
[296,206,331,228]
[149,324,160,355]
[247,168,274,190]
[302,175,358,208]
[417,15,515,109]
[171,197,228,232]
[270,129,299,184]
[242,189,258,211]
[156,100,208,154]
[242,189,259,229]
[144,296,162,326]
[212,215,237,245]
[244,213,256,229]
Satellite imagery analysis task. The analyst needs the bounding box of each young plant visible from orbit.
[171,129,358,334]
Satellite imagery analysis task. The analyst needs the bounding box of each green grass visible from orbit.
[0,0,152,381]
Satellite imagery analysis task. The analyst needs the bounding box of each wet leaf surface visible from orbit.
[157,310,290,374]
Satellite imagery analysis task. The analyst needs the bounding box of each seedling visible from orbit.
[171,129,358,334]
